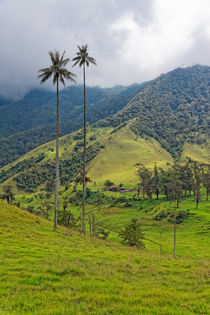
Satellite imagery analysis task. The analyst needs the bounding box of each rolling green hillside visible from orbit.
[0,201,209,314]
[0,124,209,191]
[98,65,210,159]
[181,141,210,164]
[88,125,174,185]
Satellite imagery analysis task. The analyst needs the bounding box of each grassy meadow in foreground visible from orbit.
[14,186,210,259]
[0,201,209,314]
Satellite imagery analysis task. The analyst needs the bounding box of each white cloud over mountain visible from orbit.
[0,0,209,98]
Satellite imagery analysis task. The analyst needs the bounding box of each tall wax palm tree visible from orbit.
[73,45,96,234]
[38,50,76,230]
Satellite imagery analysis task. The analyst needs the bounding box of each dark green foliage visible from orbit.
[154,210,169,221]
[167,179,183,207]
[37,201,52,219]
[153,164,160,200]
[138,166,153,198]
[14,162,55,192]
[0,184,15,204]
[0,153,45,184]
[12,142,101,192]
[119,218,145,248]
[73,131,83,140]
[168,210,189,224]
[73,141,84,152]
[104,180,115,187]
[0,126,56,168]
[136,161,209,208]
[154,209,189,223]
[89,135,97,141]
[45,179,54,192]
[202,165,210,200]
[188,161,203,209]
[58,208,78,229]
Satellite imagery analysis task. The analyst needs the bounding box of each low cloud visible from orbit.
[0,0,209,99]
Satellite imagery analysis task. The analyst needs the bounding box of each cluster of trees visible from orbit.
[0,153,45,184]
[137,160,210,208]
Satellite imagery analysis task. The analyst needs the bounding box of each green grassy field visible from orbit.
[88,126,174,185]
[0,200,209,314]
[181,141,210,164]
[13,182,210,260]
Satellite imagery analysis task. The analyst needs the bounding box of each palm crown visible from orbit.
[38,50,76,85]
[72,45,96,67]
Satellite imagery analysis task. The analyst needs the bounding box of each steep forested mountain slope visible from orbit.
[98,65,210,159]
[0,87,104,137]
[0,84,142,167]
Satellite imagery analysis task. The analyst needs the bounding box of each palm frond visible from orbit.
[60,51,65,63]
[60,69,77,82]
[38,71,53,84]
[72,56,81,67]
[49,51,57,65]
[73,44,96,68]
[54,50,60,64]
[61,57,70,67]
[38,50,76,86]
[87,56,97,65]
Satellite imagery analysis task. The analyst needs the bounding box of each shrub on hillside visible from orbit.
[119,218,145,248]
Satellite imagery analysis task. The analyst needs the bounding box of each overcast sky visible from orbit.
[0,0,210,99]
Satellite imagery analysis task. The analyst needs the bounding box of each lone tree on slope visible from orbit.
[0,184,15,204]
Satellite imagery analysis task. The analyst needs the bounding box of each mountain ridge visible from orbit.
[0,65,209,189]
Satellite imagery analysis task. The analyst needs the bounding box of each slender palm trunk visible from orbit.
[173,207,176,259]
[54,78,59,231]
[82,64,86,234]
